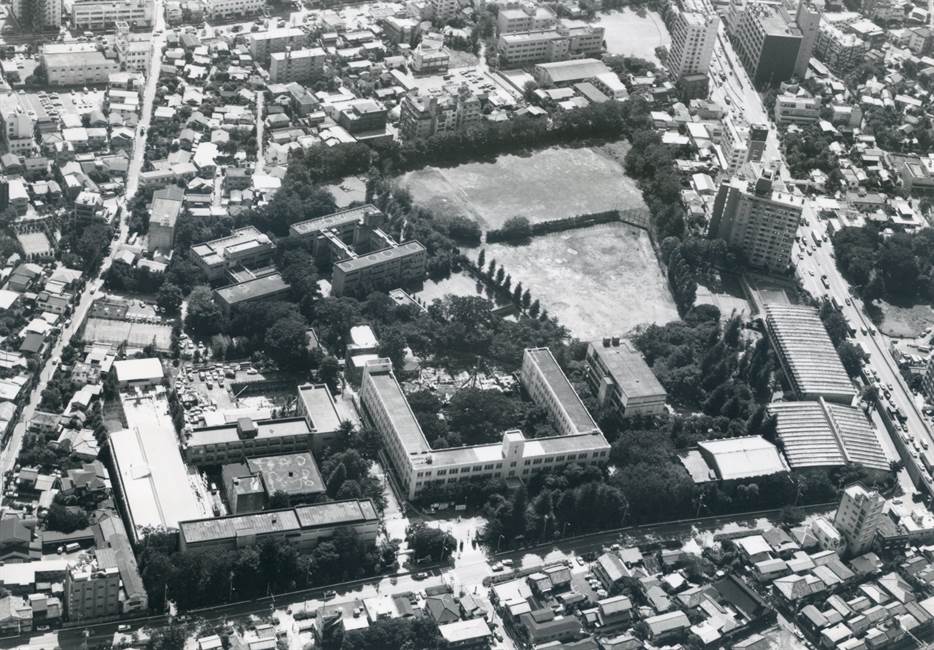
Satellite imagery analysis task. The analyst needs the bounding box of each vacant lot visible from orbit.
[877,302,934,338]
[486,223,678,339]
[401,146,646,231]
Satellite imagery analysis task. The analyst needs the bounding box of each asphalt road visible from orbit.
[794,205,933,496]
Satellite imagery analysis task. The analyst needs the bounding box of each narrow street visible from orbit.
[0,2,166,491]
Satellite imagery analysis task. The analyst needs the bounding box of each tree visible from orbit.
[268,491,291,509]
[487,259,497,278]
[477,249,486,268]
[446,388,521,446]
[495,267,505,285]
[156,282,183,316]
[837,340,866,378]
[521,289,531,310]
[326,463,347,497]
[406,522,457,563]
[496,216,532,244]
[45,503,89,533]
[265,316,309,370]
[185,285,225,336]
[378,326,407,372]
[529,299,541,318]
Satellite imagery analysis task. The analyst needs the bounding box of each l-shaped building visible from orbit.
[360,347,611,499]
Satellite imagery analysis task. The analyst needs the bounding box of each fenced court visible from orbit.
[82,318,173,352]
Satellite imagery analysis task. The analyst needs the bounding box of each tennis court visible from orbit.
[82,318,173,352]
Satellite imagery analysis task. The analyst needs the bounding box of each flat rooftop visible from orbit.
[763,304,856,402]
[191,226,272,267]
[178,499,377,545]
[335,241,426,273]
[297,383,342,432]
[293,499,378,529]
[768,399,889,472]
[214,273,289,305]
[696,436,788,481]
[365,366,431,455]
[525,347,601,436]
[247,453,325,496]
[589,342,665,400]
[290,204,382,236]
[111,396,206,539]
[188,416,313,448]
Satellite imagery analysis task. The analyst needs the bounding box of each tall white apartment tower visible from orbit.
[666,4,719,79]
[833,484,885,555]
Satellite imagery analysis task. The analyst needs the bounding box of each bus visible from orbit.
[812,231,822,246]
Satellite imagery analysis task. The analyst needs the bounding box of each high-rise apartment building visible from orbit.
[11,0,62,29]
[666,4,719,80]
[731,3,802,86]
[429,0,458,20]
[793,2,821,78]
[834,484,885,555]
[708,169,803,271]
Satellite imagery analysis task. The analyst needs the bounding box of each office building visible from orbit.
[665,5,719,80]
[204,0,263,18]
[496,25,604,67]
[773,93,820,126]
[730,3,802,86]
[361,352,610,500]
[249,27,306,60]
[834,484,885,554]
[0,94,36,155]
[70,0,152,30]
[497,5,556,34]
[399,87,481,142]
[585,339,667,417]
[331,241,427,297]
[178,499,380,552]
[213,273,291,316]
[708,169,803,272]
[269,47,326,83]
[40,43,119,86]
[12,0,62,29]
[190,226,275,281]
[64,551,120,621]
[762,303,857,403]
[147,184,182,253]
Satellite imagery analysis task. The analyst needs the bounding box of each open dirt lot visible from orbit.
[486,222,678,339]
[877,302,934,338]
[400,145,646,231]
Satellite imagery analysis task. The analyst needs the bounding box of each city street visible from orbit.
[0,5,166,511]
[795,205,934,497]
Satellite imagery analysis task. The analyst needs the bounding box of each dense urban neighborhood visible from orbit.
[0,0,933,647]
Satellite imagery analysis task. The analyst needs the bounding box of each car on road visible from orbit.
[117,624,130,632]
[575,557,585,565]
[501,559,514,568]
[491,562,504,572]
[845,298,851,305]
[413,572,428,580]
[323,590,336,599]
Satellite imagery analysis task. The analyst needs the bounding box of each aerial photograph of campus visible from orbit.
[1,0,934,646]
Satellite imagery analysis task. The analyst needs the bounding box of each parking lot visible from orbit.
[174,354,295,430]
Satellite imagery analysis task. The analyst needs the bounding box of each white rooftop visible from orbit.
[113,358,164,383]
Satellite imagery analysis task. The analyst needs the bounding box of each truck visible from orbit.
[821,275,830,289]
[812,231,822,246]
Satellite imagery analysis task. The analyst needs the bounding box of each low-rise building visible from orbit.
[331,241,427,297]
[40,43,119,86]
[112,358,163,389]
[249,27,306,60]
[71,0,152,30]
[585,339,666,416]
[496,25,604,67]
[190,226,275,280]
[774,93,821,126]
[497,5,556,34]
[213,272,291,316]
[178,499,379,552]
[64,551,120,621]
[203,0,263,18]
